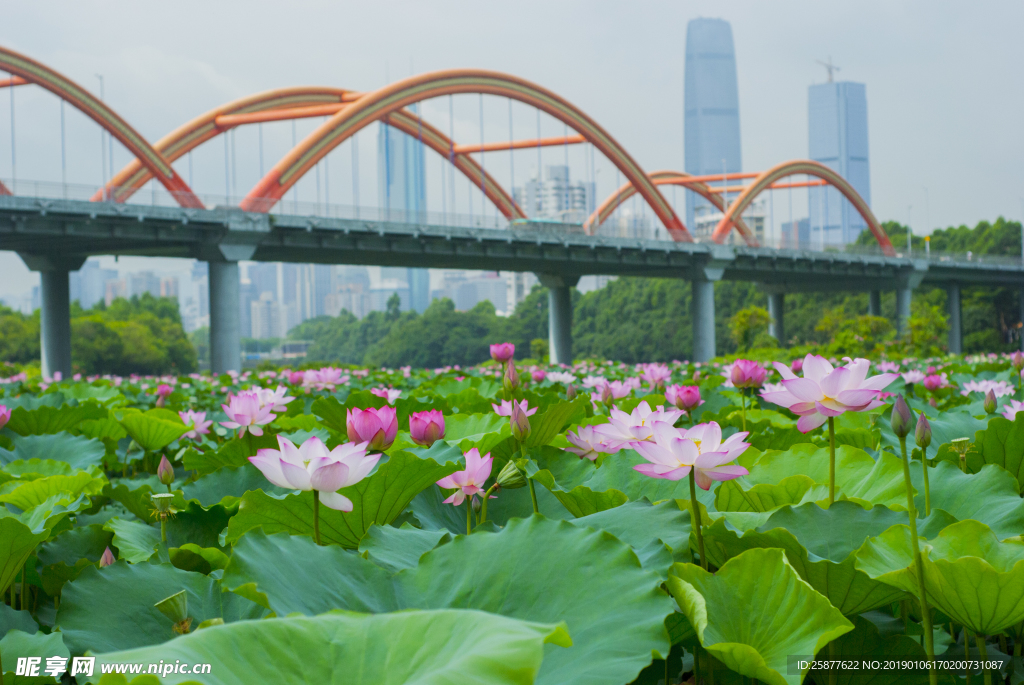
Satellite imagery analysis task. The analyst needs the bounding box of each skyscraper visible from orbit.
[808,81,870,246]
[378,107,430,313]
[684,18,742,232]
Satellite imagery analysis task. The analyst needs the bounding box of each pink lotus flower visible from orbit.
[665,384,703,412]
[565,425,614,461]
[547,371,576,384]
[250,435,379,511]
[640,363,672,390]
[99,546,116,568]
[179,410,212,440]
[730,360,767,389]
[632,421,750,489]
[790,358,803,373]
[303,367,348,392]
[0,405,9,431]
[530,369,547,383]
[492,399,537,417]
[490,343,515,363]
[902,370,926,384]
[876,361,900,373]
[1002,399,1024,421]
[370,387,402,405]
[435,448,493,505]
[922,374,950,391]
[761,355,897,433]
[410,410,445,447]
[346,406,398,451]
[593,400,685,451]
[254,386,295,412]
[154,384,173,407]
[961,379,1015,398]
[220,391,275,437]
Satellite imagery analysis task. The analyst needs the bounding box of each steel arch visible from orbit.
[712,159,895,255]
[98,87,357,204]
[242,70,690,240]
[586,170,757,244]
[0,45,204,209]
[0,179,10,195]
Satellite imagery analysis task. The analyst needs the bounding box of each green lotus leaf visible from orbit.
[444,412,510,454]
[56,560,266,654]
[910,461,1024,538]
[701,502,927,614]
[855,519,1024,635]
[182,433,279,475]
[878,406,986,459]
[223,516,674,685]
[0,603,39,634]
[667,547,854,685]
[80,609,569,685]
[408,476,569,535]
[168,544,230,575]
[357,523,450,573]
[524,398,587,448]
[823,614,956,685]
[119,410,189,452]
[4,403,108,436]
[78,415,129,442]
[0,433,106,470]
[741,444,910,509]
[526,447,705,517]
[103,518,162,563]
[960,414,1024,487]
[224,450,460,548]
[0,471,106,510]
[569,499,694,575]
[714,475,828,512]
[0,629,69,683]
[2,458,79,479]
[0,517,52,594]
[37,523,113,594]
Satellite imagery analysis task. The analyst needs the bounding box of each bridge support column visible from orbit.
[896,287,912,338]
[209,261,242,374]
[767,292,785,345]
[537,274,579,365]
[947,283,962,355]
[17,253,85,380]
[868,291,881,317]
[692,279,716,362]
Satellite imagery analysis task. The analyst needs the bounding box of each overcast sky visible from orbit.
[2,0,1022,299]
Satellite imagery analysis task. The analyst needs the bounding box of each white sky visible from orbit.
[1,0,1022,300]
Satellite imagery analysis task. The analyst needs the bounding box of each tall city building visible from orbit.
[684,18,742,232]
[808,81,870,246]
[378,109,430,313]
[70,259,117,309]
[513,165,594,224]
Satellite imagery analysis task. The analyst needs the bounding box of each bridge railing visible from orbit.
[3,178,1021,267]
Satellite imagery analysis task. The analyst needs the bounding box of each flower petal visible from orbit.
[318,491,354,512]
[310,461,351,493]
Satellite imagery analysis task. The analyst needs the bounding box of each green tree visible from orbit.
[729,306,773,351]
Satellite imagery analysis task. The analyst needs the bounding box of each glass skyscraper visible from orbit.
[378,105,430,313]
[808,82,870,246]
[684,18,742,233]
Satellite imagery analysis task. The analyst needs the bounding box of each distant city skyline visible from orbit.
[1,1,1022,304]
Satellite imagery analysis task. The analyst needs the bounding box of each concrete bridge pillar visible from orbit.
[946,283,962,355]
[17,253,86,380]
[868,290,881,317]
[896,287,912,338]
[537,274,579,365]
[767,292,785,345]
[209,261,242,374]
[692,279,716,362]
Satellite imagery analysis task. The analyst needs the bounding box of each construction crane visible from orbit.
[816,56,840,83]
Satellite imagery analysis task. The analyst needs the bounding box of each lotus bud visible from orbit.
[0,405,9,431]
[503,360,521,392]
[1013,351,1024,372]
[929,397,937,408]
[409,410,445,447]
[157,455,175,486]
[155,590,192,635]
[496,459,527,489]
[890,396,912,439]
[472,496,482,514]
[565,384,577,400]
[490,342,515,363]
[984,389,997,414]
[914,412,932,449]
[99,546,116,568]
[510,401,531,442]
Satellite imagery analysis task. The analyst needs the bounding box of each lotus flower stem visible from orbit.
[478,485,498,524]
[827,417,836,505]
[975,635,991,685]
[312,491,321,546]
[921,444,931,517]
[528,478,539,514]
[160,518,167,544]
[964,626,972,685]
[740,391,747,432]
[688,471,707,571]
[466,499,473,535]
[899,435,937,685]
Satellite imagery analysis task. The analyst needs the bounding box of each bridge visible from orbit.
[0,45,1021,375]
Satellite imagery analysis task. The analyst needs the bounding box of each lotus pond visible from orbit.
[0,350,1023,685]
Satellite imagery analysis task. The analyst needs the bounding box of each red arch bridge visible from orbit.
[0,45,1019,373]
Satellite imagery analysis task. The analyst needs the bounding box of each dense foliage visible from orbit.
[0,295,196,376]
[0,350,1022,683]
